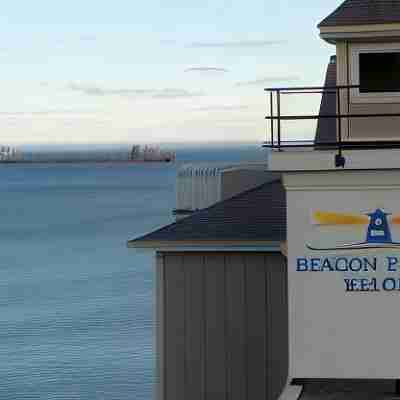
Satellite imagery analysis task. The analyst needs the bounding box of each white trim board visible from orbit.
[129,243,283,253]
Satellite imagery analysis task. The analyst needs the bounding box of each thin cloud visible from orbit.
[185,67,229,73]
[0,110,97,116]
[152,89,204,99]
[236,76,300,87]
[189,40,287,48]
[192,105,250,112]
[160,39,177,46]
[68,83,154,97]
[68,83,204,99]
[80,35,97,42]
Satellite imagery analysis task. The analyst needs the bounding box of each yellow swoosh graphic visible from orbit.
[313,211,368,226]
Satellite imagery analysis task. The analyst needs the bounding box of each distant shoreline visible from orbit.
[0,159,174,165]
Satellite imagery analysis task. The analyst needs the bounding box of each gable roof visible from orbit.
[315,57,337,145]
[128,179,286,249]
[319,0,400,28]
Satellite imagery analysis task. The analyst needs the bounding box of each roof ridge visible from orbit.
[213,177,281,203]
[318,0,349,28]
[318,0,400,28]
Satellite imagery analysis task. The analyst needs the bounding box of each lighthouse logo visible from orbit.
[366,209,392,244]
[307,208,400,251]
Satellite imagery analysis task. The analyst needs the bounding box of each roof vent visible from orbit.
[330,55,337,64]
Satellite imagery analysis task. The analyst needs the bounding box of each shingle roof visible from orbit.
[319,0,400,28]
[128,179,286,247]
[300,380,396,399]
[315,58,337,145]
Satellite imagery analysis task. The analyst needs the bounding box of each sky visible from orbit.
[0,0,343,146]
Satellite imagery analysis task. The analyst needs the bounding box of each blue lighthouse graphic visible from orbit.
[366,209,392,244]
[307,208,400,251]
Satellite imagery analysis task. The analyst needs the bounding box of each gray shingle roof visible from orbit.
[128,179,286,247]
[319,0,400,28]
[315,58,337,145]
[299,380,396,399]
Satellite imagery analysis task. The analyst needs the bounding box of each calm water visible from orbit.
[0,145,267,399]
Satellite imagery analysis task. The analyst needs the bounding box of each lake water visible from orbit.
[0,144,267,399]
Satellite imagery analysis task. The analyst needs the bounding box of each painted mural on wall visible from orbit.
[297,208,400,292]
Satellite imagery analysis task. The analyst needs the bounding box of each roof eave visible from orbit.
[320,22,400,31]
[127,239,284,252]
[319,33,337,45]
[319,23,400,43]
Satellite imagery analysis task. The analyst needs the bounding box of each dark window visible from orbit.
[359,52,400,93]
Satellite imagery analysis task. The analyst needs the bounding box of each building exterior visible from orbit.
[129,1,400,399]
[130,180,289,400]
[175,162,278,217]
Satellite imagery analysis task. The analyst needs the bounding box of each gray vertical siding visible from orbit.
[155,254,164,400]
[267,254,289,400]
[204,255,226,400]
[163,254,185,400]
[156,252,288,400]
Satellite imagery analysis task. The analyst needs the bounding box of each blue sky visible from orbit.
[1,0,342,145]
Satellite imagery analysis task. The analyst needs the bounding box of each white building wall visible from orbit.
[285,170,400,379]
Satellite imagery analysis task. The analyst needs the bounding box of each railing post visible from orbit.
[270,91,274,148]
[347,86,350,139]
[337,87,341,144]
[335,87,345,167]
[277,90,281,151]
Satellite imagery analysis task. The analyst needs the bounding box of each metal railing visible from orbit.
[263,85,400,166]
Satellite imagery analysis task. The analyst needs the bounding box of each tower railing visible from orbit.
[264,85,400,166]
